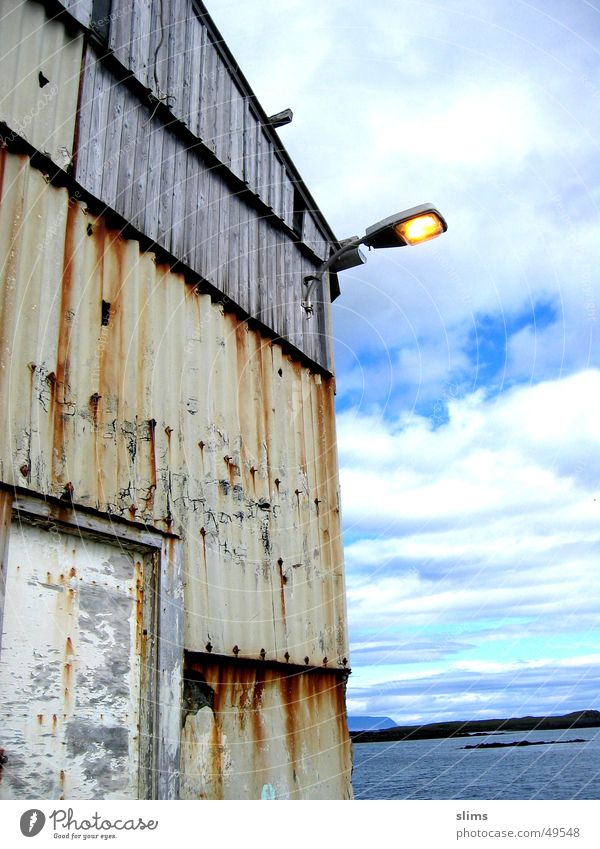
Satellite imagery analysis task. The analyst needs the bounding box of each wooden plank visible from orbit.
[87,52,111,199]
[168,0,185,122]
[136,0,153,91]
[101,74,125,209]
[257,217,275,329]
[108,0,130,59]
[215,61,232,167]
[180,0,195,128]
[200,39,218,151]
[284,237,299,349]
[115,86,140,222]
[129,103,153,233]
[229,85,245,181]
[187,11,203,134]
[143,117,165,245]
[275,234,288,339]
[303,212,324,261]
[227,192,241,307]
[170,133,189,261]
[244,203,257,318]
[251,120,262,196]
[205,171,221,282]
[126,0,140,79]
[157,130,176,246]
[193,159,209,275]
[194,23,209,139]
[242,100,254,188]
[271,155,283,220]
[148,0,169,101]
[282,173,295,231]
[73,46,97,191]
[182,147,200,268]
[255,215,266,324]
[239,201,250,315]
[303,253,327,367]
[259,130,272,209]
[216,179,230,291]
[255,124,264,202]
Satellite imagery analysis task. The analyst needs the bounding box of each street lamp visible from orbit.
[302,203,447,316]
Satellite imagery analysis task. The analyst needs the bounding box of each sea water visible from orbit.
[351,726,600,800]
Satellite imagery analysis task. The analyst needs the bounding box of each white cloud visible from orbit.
[348,654,600,725]
[369,85,544,169]
[339,369,600,484]
[339,371,600,718]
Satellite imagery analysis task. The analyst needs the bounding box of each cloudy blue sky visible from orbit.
[208,0,600,725]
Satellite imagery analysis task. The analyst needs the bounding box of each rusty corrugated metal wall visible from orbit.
[0,152,352,798]
[0,0,352,799]
[181,659,350,800]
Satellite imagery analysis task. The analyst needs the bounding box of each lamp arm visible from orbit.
[302,236,363,316]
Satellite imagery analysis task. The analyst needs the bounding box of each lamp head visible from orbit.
[302,203,448,317]
[362,203,447,249]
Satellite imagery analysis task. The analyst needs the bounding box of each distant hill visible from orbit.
[350,709,600,743]
[347,715,398,732]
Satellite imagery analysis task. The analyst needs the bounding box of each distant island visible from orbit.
[347,715,398,732]
[350,709,600,743]
[462,738,588,750]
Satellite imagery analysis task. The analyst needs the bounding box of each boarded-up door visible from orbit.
[0,519,154,799]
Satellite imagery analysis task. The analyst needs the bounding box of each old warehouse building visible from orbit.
[0,0,352,799]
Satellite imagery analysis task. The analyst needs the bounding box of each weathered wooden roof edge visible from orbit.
[32,0,342,302]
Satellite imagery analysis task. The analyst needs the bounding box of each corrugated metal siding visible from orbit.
[180,659,352,799]
[0,151,348,673]
[74,44,333,371]
[0,0,84,170]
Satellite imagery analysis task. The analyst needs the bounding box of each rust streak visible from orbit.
[52,200,80,489]
[89,392,101,428]
[148,418,157,500]
[200,527,206,564]
[135,560,144,655]
[277,557,287,626]
[283,671,299,793]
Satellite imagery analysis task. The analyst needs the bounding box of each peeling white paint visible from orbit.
[0,522,144,799]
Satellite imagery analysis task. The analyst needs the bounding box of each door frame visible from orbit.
[0,486,183,800]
